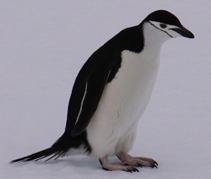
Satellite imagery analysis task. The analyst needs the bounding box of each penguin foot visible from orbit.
[117,152,158,168]
[99,156,139,172]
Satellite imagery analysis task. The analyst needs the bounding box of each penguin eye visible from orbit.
[160,24,167,28]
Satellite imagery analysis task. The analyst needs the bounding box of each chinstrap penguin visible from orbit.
[11,10,194,172]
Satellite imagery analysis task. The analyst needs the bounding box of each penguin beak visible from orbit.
[170,25,194,38]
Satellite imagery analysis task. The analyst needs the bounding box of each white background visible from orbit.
[1,1,211,178]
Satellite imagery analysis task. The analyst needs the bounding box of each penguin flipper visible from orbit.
[66,68,112,136]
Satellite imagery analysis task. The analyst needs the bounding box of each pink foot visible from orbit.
[99,156,139,172]
[117,152,158,168]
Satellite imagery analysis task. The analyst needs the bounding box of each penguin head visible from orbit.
[142,10,194,40]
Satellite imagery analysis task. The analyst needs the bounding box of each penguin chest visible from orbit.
[104,49,160,126]
[88,49,160,134]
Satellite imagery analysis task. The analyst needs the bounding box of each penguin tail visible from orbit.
[10,135,71,163]
[10,132,91,163]
[10,146,67,163]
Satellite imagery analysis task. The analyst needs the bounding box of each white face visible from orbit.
[148,21,182,38]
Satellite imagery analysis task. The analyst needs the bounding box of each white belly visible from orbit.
[87,49,161,158]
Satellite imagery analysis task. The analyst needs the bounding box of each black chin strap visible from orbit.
[148,21,173,38]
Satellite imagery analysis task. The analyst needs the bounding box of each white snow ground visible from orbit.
[1,0,211,178]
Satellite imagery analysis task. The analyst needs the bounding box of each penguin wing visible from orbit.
[65,65,114,136]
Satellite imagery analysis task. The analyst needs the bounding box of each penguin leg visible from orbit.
[117,152,158,168]
[99,156,139,172]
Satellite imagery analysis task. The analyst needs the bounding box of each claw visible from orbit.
[123,167,139,173]
[131,167,139,172]
[149,160,158,168]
